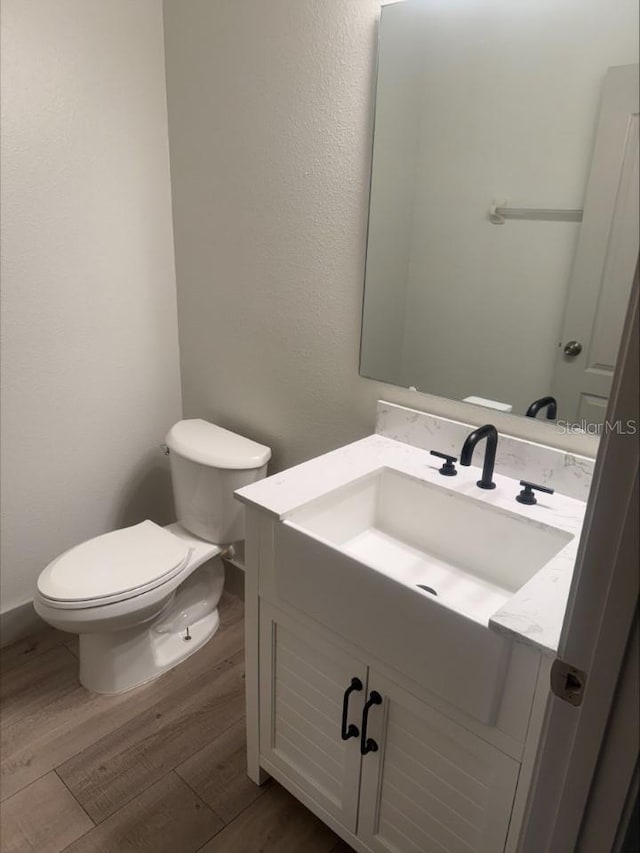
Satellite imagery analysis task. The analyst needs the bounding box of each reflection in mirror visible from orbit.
[360,0,639,429]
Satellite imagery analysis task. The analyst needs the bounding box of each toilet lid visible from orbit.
[37,521,191,605]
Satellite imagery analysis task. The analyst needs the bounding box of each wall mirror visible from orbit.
[360,0,638,430]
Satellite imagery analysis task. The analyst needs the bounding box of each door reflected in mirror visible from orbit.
[360,0,639,430]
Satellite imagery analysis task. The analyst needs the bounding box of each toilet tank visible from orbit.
[165,419,271,544]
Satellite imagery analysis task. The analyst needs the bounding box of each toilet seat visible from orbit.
[37,521,193,609]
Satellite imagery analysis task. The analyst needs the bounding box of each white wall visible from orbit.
[163,0,382,473]
[163,0,600,476]
[393,0,638,413]
[0,0,182,616]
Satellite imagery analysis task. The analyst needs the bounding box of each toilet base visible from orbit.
[78,561,224,694]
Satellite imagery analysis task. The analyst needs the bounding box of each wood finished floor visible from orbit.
[0,594,355,853]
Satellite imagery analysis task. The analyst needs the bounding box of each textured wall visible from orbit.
[163,0,598,474]
[0,0,182,614]
[163,0,382,472]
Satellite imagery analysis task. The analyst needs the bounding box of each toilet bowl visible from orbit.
[34,420,270,694]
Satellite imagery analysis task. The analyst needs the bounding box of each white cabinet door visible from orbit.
[259,602,367,834]
[358,670,520,853]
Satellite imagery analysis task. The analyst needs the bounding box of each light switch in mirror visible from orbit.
[360,0,639,432]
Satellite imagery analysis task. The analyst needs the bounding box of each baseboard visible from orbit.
[0,600,46,647]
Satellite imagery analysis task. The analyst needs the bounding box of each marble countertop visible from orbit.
[236,434,587,656]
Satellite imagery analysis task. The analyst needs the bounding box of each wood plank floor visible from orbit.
[0,594,355,853]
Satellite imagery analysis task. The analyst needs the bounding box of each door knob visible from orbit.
[563,340,583,357]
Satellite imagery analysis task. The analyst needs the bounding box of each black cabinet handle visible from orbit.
[360,690,383,755]
[341,677,363,740]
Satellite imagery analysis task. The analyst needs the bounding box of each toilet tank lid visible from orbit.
[166,419,271,470]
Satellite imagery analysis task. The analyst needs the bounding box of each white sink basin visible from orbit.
[272,467,574,723]
[285,467,573,625]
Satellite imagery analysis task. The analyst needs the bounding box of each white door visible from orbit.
[519,276,639,851]
[551,64,639,425]
[357,670,520,853]
[258,603,367,834]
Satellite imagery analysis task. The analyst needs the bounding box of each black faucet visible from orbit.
[460,424,498,489]
[525,396,557,420]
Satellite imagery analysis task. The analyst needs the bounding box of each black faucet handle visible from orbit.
[516,480,555,505]
[430,450,458,476]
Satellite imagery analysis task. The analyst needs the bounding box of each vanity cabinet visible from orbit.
[244,505,553,853]
[259,602,521,853]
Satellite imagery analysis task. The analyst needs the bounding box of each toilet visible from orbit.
[34,419,270,694]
